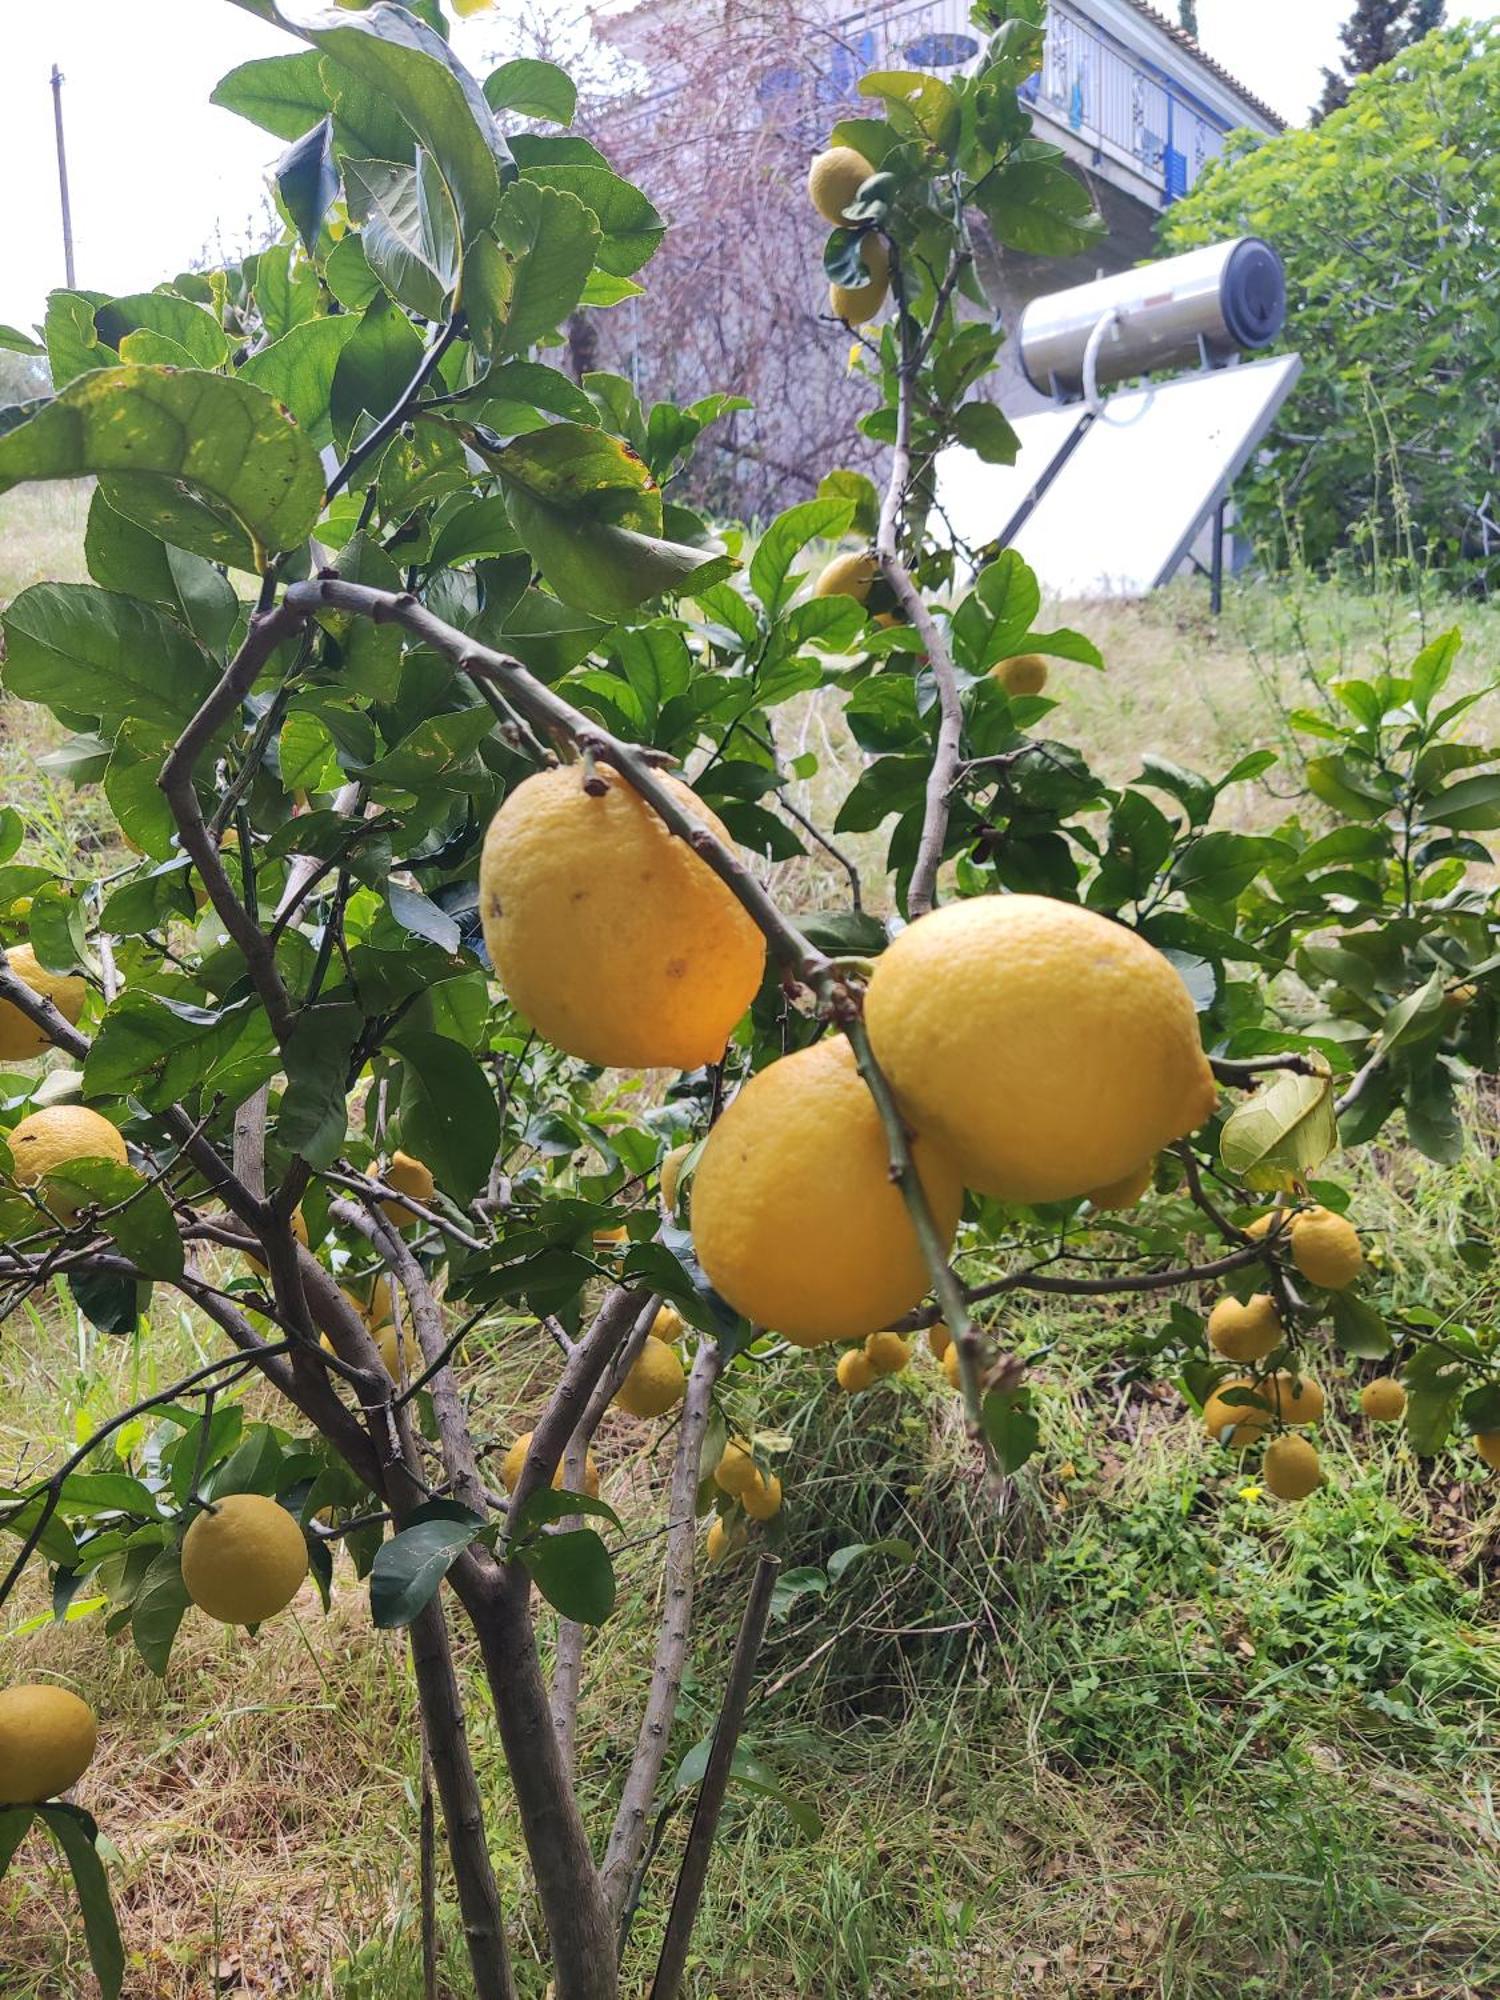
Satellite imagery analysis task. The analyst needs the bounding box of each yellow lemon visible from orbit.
[1289,1208,1362,1290]
[660,1143,693,1214]
[1245,1210,1290,1242]
[713,1440,759,1497]
[1201,1377,1274,1450]
[614,1335,686,1419]
[0,944,86,1060]
[864,895,1216,1205]
[0,1685,97,1804]
[941,1342,962,1390]
[1360,1376,1406,1421]
[707,1514,746,1563]
[1263,1433,1322,1501]
[7,1105,128,1220]
[1086,1158,1155,1211]
[865,1330,913,1375]
[1207,1294,1284,1364]
[593,1224,627,1248]
[742,1471,783,1521]
[1474,1432,1500,1473]
[382,1150,435,1228]
[501,1431,600,1498]
[691,1035,964,1344]
[814,550,879,602]
[651,1303,684,1345]
[479,765,765,1071]
[807,144,874,223]
[829,237,889,325]
[992,654,1049,698]
[927,1320,952,1361]
[836,1347,875,1393]
[180,1493,309,1626]
[1263,1368,1325,1426]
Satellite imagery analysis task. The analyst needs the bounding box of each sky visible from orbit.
[0,1,1494,333]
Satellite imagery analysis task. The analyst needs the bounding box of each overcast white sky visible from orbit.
[0,2,1493,332]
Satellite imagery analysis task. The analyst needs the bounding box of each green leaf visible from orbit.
[1422,772,1500,831]
[94,294,229,371]
[38,1805,124,2000]
[391,1030,502,1205]
[974,152,1104,255]
[67,1272,147,1339]
[1329,1291,1392,1359]
[0,1808,34,1878]
[1,584,217,742]
[516,163,664,277]
[491,423,734,616]
[211,50,332,139]
[483,181,600,357]
[370,1500,486,1628]
[309,4,508,246]
[129,1547,191,1675]
[982,1390,1041,1473]
[858,70,960,151]
[750,497,855,616]
[344,157,454,321]
[510,1487,622,1535]
[951,549,1040,671]
[276,117,340,257]
[0,325,44,358]
[1408,627,1462,716]
[41,1159,185,1282]
[239,315,359,449]
[520,1526,616,1624]
[279,1004,361,1168]
[0,366,324,566]
[671,1736,821,1838]
[1220,1066,1339,1192]
[85,992,278,1114]
[43,292,112,387]
[484,58,577,125]
[952,400,1019,465]
[331,293,427,441]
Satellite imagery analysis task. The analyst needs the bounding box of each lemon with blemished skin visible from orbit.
[707,1514,747,1563]
[1208,1293,1284,1363]
[1264,1368,1325,1425]
[1289,1207,1362,1289]
[614,1336,686,1419]
[1201,1376,1273,1449]
[0,1685,97,1804]
[691,1035,964,1344]
[864,895,1217,1206]
[382,1150,435,1228]
[1263,1433,1322,1501]
[0,944,86,1061]
[501,1431,600,1498]
[814,551,878,602]
[713,1441,759,1497]
[1360,1376,1406,1421]
[807,145,874,224]
[1475,1432,1500,1472]
[180,1493,309,1626]
[1086,1157,1155,1211]
[829,237,889,325]
[992,654,1049,698]
[742,1471,783,1521]
[7,1105,128,1220]
[660,1144,693,1214]
[836,1347,875,1393]
[479,765,765,1072]
[865,1330,913,1375]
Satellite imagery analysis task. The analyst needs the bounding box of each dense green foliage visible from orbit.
[0,2,1498,1993]
[1166,24,1499,589]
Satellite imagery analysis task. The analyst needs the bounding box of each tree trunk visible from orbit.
[409,1598,518,2000]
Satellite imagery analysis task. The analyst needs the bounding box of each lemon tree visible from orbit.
[2,5,1500,1997]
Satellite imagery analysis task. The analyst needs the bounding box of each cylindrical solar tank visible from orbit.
[1017,238,1286,398]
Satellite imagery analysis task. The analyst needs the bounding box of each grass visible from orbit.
[3,483,1500,1996]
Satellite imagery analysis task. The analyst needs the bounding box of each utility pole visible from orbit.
[51,64,76,289]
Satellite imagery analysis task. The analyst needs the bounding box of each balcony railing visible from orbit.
[602,0,1237,206]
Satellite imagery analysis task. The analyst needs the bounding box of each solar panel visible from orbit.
[935,353,1302,599]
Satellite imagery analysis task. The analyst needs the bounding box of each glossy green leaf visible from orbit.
[239,314,358,448]
[38,1805,123,2000]
[481,181,599,356]
[391,1030,502,1204]
[484,57,577,124]
[370,1500,486,1628]
[519,1526,615,1624]
[211,50,332,139]
[1,584,217,742]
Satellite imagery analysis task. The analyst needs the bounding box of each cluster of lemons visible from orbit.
[1203,1203,1498,1498]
